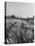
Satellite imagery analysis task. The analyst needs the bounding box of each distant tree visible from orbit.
[10,15,16,18]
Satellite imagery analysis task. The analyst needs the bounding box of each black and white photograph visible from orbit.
[5,2,34,44]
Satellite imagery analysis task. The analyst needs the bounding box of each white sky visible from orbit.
[34,3,35,16]
[6,2,34,18]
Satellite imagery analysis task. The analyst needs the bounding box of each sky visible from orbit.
[6,2,34,18]
[34,3,35,16]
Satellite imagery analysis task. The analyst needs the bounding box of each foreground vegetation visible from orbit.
[5,17,34,44]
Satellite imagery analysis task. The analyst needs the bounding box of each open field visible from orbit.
[5,18,34,44]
